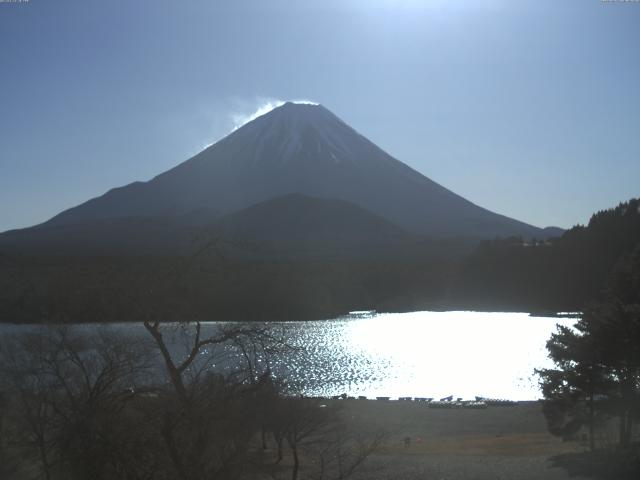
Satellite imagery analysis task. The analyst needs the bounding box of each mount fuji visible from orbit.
[2,102,560,254]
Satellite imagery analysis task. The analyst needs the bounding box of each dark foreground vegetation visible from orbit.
[536,242,640,478]
[0,323,385,480]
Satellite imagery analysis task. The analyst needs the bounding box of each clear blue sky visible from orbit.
[1,0,638,232]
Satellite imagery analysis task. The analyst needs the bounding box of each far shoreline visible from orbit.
[0,307,581,325]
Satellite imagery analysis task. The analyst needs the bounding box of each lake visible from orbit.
[0,311,575,401]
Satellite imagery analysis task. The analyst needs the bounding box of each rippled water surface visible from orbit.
[268,311,574,400]
[0,311,575,400]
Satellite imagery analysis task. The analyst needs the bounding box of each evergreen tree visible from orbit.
[538,244,640,450]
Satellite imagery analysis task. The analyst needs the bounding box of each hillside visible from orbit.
[452,198,640,311]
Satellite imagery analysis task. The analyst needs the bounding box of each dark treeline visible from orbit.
[1,198,639,323]
[0,323,385,480]
[452,198,640,312]
[0,253,455,323]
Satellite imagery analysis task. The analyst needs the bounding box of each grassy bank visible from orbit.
[335,399,589,480]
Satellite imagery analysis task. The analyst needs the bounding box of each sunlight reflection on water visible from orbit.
[0,311,575,400]
[267,311,574,400]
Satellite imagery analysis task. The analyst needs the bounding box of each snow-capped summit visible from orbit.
[40,102,551,240]
[215,102,377,168]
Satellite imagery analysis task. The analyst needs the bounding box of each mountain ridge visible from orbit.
[0,193,429,259]
[38,102,558,240]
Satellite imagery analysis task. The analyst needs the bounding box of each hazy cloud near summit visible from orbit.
[189,97,320,157]
[231,98,318,131]
[232,98,285,131]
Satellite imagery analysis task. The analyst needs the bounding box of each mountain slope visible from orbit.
[0,216,198,255]
[40,102,556,240]
[213,193,411,243]
[205,193,428,259]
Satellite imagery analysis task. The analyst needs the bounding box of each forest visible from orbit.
[453,198,640,312]
[0,198,638,323]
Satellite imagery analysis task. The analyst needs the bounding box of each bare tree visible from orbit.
[310,422,387,480]
[0,236,383,480]
[0,326,155,480]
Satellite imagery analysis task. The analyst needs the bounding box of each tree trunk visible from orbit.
[619,412,630,448]
[291,445,299,480]
[161,414,189,480]
[588,392,595,452]
[625,412,633,448]
[276,436,283,463]
[144,322,188,400]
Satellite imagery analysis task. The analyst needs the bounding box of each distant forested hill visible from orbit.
[0,254,457,323]
[451,198,640,311]
[1,198,637,323]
